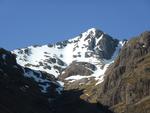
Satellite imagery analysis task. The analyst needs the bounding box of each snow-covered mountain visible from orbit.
[1,29,149,113]
[12,28,125,86]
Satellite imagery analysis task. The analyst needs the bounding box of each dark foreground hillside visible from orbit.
[0,48,113,113]
[0,48,52,113]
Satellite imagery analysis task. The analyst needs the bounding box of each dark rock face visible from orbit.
[96,32,150,113]
[96,35,119,59]
[51,90,114,113]
[83,29,119,60]
[0,48,17,66]
[83,30,119,60]
[58,62,96,81]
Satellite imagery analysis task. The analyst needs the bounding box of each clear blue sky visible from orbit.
[0,0,150,50]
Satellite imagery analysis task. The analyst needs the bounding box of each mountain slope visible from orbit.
[0,48,62,113]
[96,31,150,113]
[12,28,124,87]
[0,48,114,113]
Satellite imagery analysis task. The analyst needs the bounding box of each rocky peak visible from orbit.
[73,28,119,60]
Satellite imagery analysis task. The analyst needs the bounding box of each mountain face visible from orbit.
[95,31,150,113]
[12,28,125,103]
[12,28,123,87]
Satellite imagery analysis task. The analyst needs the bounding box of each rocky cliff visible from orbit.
[97,31,150,113]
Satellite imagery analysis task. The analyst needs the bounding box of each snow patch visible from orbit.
[2,54,6,60]
[22,68,51,93]
[57,81,64,87]
[96,34,103,45]
[56,86,63,94]
[65,75,90,81]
